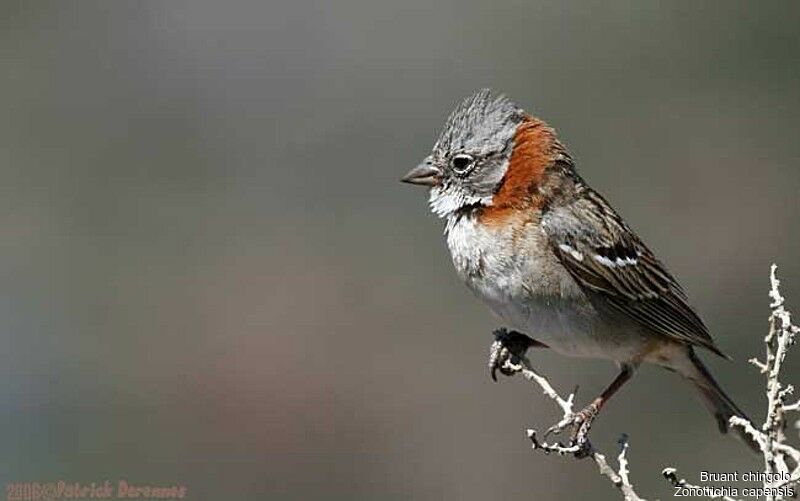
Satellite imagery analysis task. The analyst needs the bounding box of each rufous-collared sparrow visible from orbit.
[402,89,753,451]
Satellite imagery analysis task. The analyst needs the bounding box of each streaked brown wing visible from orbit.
[541,189,724,357]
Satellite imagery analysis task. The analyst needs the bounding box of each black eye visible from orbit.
[451,154,474,174]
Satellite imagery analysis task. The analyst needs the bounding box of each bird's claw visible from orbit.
[570,402,600,456]
[488,328,537,382]
[542,402,600,457]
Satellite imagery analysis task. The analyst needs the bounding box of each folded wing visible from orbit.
[541,187,724,357]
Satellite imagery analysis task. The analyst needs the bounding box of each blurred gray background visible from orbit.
[2,1,800,499]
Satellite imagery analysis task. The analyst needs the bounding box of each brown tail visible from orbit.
[683,348,760,453]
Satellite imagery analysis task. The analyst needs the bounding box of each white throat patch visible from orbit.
[428,184,491,219]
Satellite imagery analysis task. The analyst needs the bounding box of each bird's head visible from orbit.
[402,89,566,219]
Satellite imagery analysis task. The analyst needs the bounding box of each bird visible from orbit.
[401,88,754,451]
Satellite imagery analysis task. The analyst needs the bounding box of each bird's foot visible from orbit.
[543,401,601,458]
[488,328,539,381]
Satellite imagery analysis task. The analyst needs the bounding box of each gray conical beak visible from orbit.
[401,161,441,187]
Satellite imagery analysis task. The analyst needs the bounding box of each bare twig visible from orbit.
[727,265,800,501]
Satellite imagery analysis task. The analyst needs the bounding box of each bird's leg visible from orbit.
[556,364,635,455]
[488,328,548,381]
